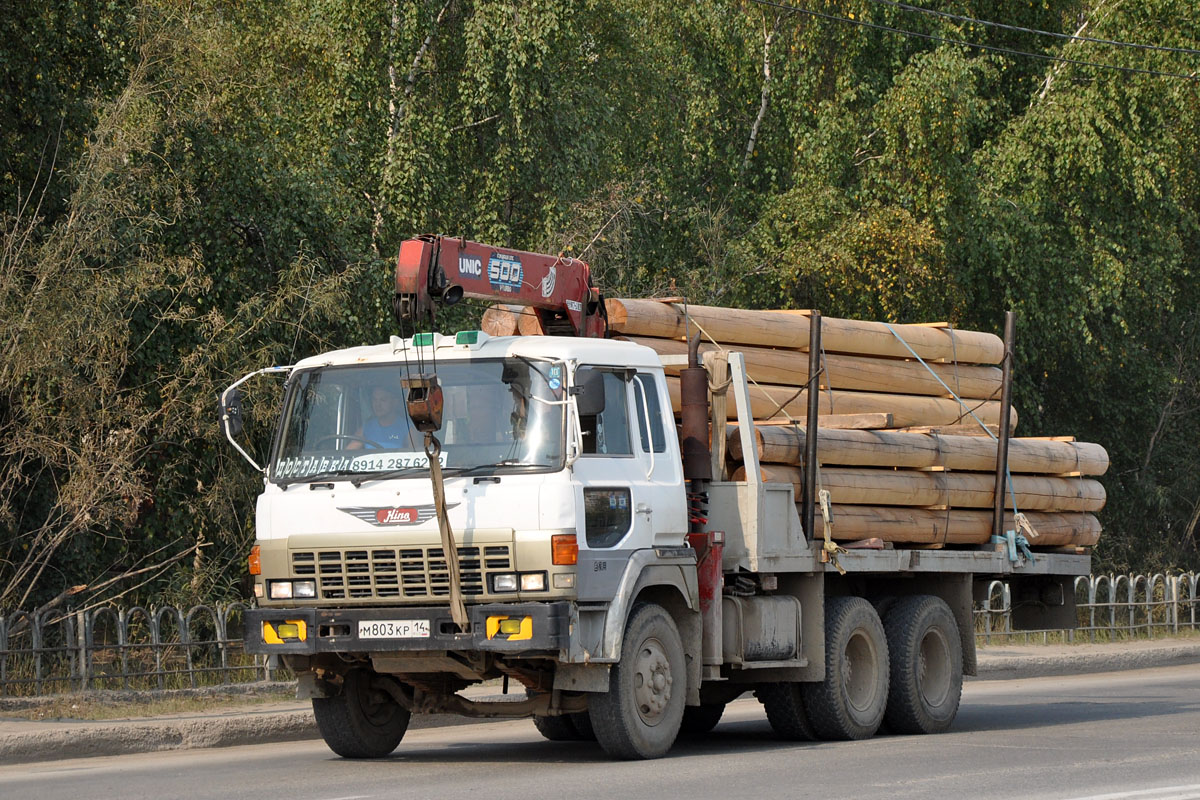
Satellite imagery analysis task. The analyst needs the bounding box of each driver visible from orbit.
[348,385,418,450]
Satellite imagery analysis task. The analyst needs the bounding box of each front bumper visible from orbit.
[244,602,570,656]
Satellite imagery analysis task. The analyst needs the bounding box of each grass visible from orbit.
[975,625,1200,647]
[0,684,297,721]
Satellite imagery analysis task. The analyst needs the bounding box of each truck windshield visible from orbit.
[270,358,566,484]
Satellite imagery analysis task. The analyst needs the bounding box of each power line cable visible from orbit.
[748,0,1200,81]
[860,0,1200,57]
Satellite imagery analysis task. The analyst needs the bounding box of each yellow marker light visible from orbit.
[486,615,533,641]
[262,619,307,644]
[248,545,261,576]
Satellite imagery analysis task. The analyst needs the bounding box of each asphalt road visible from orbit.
[3,665,1198,800]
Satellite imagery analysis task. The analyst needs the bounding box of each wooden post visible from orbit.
[992,311,1016,541]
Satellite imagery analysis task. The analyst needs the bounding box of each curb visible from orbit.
[0,710,317,766]
[3,644,1197,766]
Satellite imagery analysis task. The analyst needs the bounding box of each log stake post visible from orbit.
[804,311,822,540]
[991,311,1016,541]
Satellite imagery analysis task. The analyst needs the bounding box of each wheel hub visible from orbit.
[633,637,673,726]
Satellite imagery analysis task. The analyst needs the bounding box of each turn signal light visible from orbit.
[552,534,578,565]
[248,545,261,576]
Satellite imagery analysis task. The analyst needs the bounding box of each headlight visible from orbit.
[493,573,518,592]
[520,572,547,591]
[293,580,316,598]
[268,580,293,599]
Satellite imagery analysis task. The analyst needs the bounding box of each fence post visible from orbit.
[217,604,230,685]
[32,612,43,695]
[0,614,7,696]
[75,610,87,691]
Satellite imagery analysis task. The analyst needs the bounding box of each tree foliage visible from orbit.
[2,0,1198,610]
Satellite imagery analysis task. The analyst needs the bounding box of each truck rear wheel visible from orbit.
[757,683,816,741]
[590,603,686,759]
[883,595,963,734]
[803,596,889,740]
[312,669,411,758]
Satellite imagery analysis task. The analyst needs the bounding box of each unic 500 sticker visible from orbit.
[488,252,523,293]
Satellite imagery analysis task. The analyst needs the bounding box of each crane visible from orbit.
[393,235,607,337]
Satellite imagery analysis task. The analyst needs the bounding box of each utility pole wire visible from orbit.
[747,0,1200,82]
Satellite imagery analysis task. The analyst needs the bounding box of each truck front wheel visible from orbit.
[532,710,594,741]
[312,669,411,758]
[590,603,686,759]
[803,596,889,740]
[882,595,963,734]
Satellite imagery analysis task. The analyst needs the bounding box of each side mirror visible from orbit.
[219,388,245,438]
[572,369,606,416]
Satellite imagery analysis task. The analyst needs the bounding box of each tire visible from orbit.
[678,703,725,737]
[312,670,411,758]
[533,713,584,741]
[803,596,889,740]
[530,691,594,742]
[883,595,963,735]
[757,683,817,741]
[590,603,686,759]
[569,709,596,740]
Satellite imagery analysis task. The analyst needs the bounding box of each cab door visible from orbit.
[571,367,685,602]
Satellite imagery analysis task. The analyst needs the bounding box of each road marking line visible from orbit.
[1058,784,1200,800]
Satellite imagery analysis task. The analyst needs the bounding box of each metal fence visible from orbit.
[2,572,1197,696]
[975,572,1200,644]
[0,603,273,696]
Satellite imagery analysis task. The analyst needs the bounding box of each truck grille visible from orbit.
[290,545,514,601]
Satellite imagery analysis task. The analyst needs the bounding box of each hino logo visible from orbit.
[458,256,483,277]
[339,503,459,527]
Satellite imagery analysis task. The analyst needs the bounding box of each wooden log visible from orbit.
[731,465,1106,512]
[893,423,1001,436]
[517,308,546,336]
[727,425,1110,476]
[667,377,1014,429]
[816,505,1101,546]
[481,304,521,337]
[811,413,894,430]
[627,335,1003,400]
[606,299,1004,363]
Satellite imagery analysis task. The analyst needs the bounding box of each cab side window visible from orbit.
[632,373,667,454]
[579,370,632,456]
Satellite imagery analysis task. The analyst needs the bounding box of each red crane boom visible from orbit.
[393,235,607,337]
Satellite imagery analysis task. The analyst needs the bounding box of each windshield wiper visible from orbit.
[349,466,452,488]
[457,461,547,476]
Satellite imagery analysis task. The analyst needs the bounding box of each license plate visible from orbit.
[358,619,430,639]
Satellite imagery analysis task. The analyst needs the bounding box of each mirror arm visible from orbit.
[221,365,291,474]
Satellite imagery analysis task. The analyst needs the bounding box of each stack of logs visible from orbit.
[482,299,1108,550]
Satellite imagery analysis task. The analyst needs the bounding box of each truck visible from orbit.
[223,234,1090,760]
